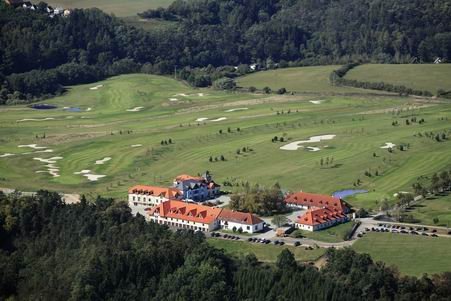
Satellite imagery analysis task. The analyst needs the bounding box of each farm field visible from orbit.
[236,65,388,94]
[45,0,171,17]
[292,222,354,243]
[352,232,451,276]
[207,238,325,262]
[0,74,450,209]
[345,64,451,94]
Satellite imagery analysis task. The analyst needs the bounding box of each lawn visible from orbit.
[292,222,354,243]
[207,238,325,262]
[407,194,451,227]
[235,66,387,94]
[352,232,451,276]
[345,64,451,94]
[45,0,172,17]
[0,73,450,212]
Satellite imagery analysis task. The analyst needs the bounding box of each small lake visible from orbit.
[30,104,57,110]
[332,189,368,199]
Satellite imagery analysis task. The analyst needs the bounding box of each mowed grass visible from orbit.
[345,64,451,94]
[352,233,451,276]
[236,66,387,94]
[45,0,172,17]
[292,222,354,243]
[207,238,325,262]
[0,73,450,212]
[408,194,451,227]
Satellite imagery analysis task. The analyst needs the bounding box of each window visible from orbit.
[132,196,135,201]
[247,226,250,230]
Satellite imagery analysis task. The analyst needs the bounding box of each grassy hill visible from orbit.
[236,66,387,94]
[45,0,172,17]
[0,74,450,209]
[345,64,451,94]
[353,232,451,276]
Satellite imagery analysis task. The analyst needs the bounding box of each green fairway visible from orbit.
[352,232,451,276]
[236,66,387,94]
[207,238,324,262]
[0,73,450,209]
[292,222,354,243]
[345,64,451,94]
[407,194,451,227]
[45,0,172,17]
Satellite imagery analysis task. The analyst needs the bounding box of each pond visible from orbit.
[29,104,57,110]
[332,189,368,199]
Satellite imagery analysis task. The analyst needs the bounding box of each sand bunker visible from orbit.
[306,146,320,152]
[34,149,54,153]
[174,93,188,97]
[18,144,47,150]
[309,100,324,105]
[169,98,178,101]
[74,170,91,175]
[17,118,55,122]
[211,117,227,122]
[196,117,209,122]
[73,169,105,181]
[34,156,63,177]
[95,157,111,165]
[197,93,205,96]
[126,107,144,112]
[225,108,248,112]
[86,107,92,111]
[0,153,14,158]
[90,84,103,90]
[131,144,142,148]
[380,142,396,149]
[280,135,336,151]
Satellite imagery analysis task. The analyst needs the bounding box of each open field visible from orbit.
[207,238,324,262]
[0,74,450,210]
[352,232,451,276]
[345,64,451,94]
[292,222,354,243]
[45,0,172,17]
[236,66,388,94]
[408,194,451,227]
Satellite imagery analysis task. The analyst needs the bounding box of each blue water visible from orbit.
[65,107,82,112]
[332,189,368,199]
[30,104,57,110]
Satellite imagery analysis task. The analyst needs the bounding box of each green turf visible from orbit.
[207,238,324,262]
[345,64,451,94]
[45,0,172,17]
[292,222,353,243]
[236,66,388,94]
[0,74,450,211]
[352,232,451,276]
[407,194,451,227]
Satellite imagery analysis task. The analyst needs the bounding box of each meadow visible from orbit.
[207,238,325,262]
[0,73,450,210]
[352,232,451,276]
[292,222,354,243]
[45,0,172,17]
[345,64,451,94]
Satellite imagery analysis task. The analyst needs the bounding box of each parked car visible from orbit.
[421,232,428,236]
[274,240,280,245]
[431,234,438,237]
[294,241,301,247]
[279,241,285,246]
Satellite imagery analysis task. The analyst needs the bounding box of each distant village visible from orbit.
[4,0,70,18]
[128,172,350,234]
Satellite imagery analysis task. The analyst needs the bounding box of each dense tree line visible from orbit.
[1,0,451,103]
[1,191,451,300]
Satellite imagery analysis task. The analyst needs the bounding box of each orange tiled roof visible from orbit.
[285,191,346,212]
[149,200,222,224]
[297,207,346,226]
[218,209,264,225]
[128,185,181,199]
[175,174,204,182]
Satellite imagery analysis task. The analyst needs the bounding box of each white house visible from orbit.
[128,185,182,208]
[217,209,264,233]
[295,207,348,232]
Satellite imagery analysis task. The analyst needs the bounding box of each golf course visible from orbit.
[1,68,450,209]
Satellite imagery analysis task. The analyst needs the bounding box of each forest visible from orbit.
[1,190,451,300]
[1,0,451,103]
